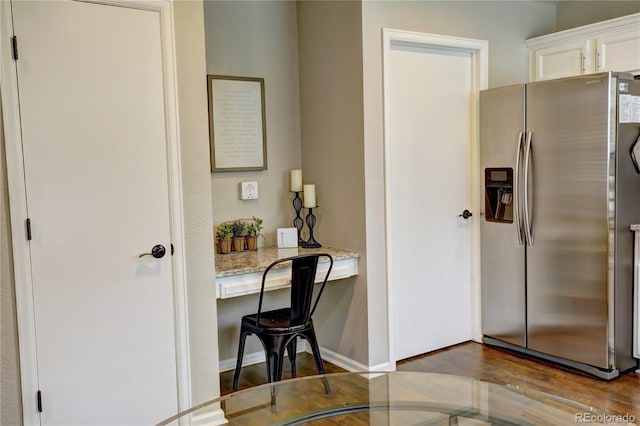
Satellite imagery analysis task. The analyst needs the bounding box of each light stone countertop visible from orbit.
[214,246,360,279]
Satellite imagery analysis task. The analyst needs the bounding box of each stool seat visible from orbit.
[242,308,310,332]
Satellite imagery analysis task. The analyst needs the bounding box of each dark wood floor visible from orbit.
[396,341,640,420]
[220,351,346,395]
[221,341,640,419]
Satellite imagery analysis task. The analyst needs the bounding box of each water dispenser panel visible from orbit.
[485,167,513,223]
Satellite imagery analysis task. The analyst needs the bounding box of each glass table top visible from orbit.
[158,372,632,425]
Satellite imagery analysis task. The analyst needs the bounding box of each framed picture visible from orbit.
[207,75,267,172]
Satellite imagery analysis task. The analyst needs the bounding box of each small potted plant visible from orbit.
[245,216,263,251]
[231,221,248,252]
[216,223,233,254]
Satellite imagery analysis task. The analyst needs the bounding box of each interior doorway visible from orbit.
[383,29,487,362]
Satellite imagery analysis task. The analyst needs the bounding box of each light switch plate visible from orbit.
[276,228,298,248]
[241,181,258,200]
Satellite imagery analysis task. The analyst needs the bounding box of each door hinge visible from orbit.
[37,390,43,413]
[11,36,18,60]
[26,218,32,241]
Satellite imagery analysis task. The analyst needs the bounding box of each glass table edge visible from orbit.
[156,371,611,425]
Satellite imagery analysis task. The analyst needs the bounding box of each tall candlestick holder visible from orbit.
[291,191,305,246]
[301,206,322,248]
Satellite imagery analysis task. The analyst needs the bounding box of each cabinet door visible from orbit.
[531,39,590,81]
[596,28,640,74]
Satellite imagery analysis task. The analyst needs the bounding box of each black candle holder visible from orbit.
[291,191,305,246]
[301,206,322,248]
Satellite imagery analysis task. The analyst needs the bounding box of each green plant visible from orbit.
[247,216,264,237]
[216,223,233,240]
[231,221,247,238]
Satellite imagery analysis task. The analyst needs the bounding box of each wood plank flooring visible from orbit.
[220,351,346,395]
[221,341,640,420]
[396,341,640,420]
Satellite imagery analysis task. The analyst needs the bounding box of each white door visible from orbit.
[10,1,179,424]
[384,31,485,361]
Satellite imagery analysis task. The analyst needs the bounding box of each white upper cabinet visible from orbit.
[596,27,640,73]
[527,13,640,81]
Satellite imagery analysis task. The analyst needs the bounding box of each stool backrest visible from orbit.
[256,253,333,326]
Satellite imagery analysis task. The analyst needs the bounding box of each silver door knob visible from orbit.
[458,209,473,219]
[139,244,166,259]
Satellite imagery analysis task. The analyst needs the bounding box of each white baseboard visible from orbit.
[312,346,371,372]
[219,341,311,372]
[219,342,388,374]
[190,407,228,426]
[219,349,265,372]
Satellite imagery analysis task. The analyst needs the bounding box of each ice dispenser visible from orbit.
[484,168,513,223]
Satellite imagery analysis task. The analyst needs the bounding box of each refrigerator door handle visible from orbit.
[523,130,534,246]
[514,131,524,246]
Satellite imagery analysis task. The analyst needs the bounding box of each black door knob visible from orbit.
[459,209,473,219]
[139,244,166,259]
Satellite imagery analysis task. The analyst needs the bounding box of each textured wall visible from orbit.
[172,0,221,406]
[556,1,640,31]
[203,0,305,363]
[297,0,369,366]
[1,97,22,426]
[204,0,302,247]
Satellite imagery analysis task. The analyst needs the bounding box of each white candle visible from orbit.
[303,184,316,208]
[290,169,302,192]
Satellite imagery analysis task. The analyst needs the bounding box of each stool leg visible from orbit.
[303,327,325,374]
[287,337,297,377]
[265,335,288,384]
[270,384,278,408]
[266,336,289,408]
[232,329,250,391]
[302,327,331,394]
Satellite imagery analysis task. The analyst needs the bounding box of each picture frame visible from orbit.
[207,75,267,172]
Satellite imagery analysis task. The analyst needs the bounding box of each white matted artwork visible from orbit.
[207,75,267,172]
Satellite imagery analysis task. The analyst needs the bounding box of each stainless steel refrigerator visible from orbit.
[480,72,640,379]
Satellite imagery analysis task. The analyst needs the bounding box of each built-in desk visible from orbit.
[215,246,360,299]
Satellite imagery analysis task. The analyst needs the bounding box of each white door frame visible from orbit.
[382,29,487,368]
[0,1,191,423]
